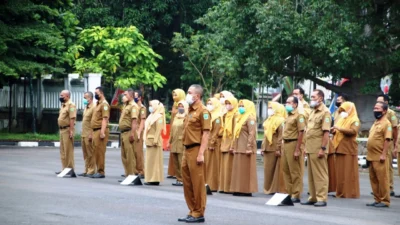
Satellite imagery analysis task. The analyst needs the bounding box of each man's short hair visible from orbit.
[127,88,134,98]
[291,96,299,105]
[190,84,204,98]
[95,86,104,94]
[337,93,349,101]
[376,101,388,111]
[294,86,305,95]
[314,89,325,100]
[135,90,143,97]
[377,94,389,103]
[85,91,93,99]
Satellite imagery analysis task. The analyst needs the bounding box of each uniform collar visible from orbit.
[97,99,105,104]
[290,108,298,115]
[190,100,201,110]
[62,99,71,107]
[87,102,93,108]
[315,102,324,111]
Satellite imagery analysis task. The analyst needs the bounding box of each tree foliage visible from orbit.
[67,26,166,89]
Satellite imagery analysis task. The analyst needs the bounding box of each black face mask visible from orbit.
[59,97,65,103]
[335,102,341,107]
[134,97,139,103]
[95,94,100,100]
[374,111,384,119]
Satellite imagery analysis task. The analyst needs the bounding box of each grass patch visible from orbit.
[0,132,81,141]
[257,132,264,140]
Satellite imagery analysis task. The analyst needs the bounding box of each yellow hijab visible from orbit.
[172,89,185,107]
[234,100,256,138]
[220,91,234,115]
[175,100,188,119]
[207,98,222,123]
[222,97,238,139]
[332,102,359,149]
[144,100,166,141]
[213,93,221,100]
[263,102,286,145]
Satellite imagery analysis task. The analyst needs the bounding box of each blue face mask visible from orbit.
[134,97,139,103]
[285,105,293,113]
[238,107,246,115]
[149,106,154,113]
[83,99,88,106]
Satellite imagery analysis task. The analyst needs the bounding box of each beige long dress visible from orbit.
[205,116,222,191]
[230,116,258,193]
[219,115,235,193]
[145,117,165,183]
[170,115,184,182]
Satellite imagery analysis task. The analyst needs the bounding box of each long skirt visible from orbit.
[219,152,234,192]
[327,153,337,193]
[167,151,175,176]
[205,145,220,191]
[230,153,258,193]
[145,146,164,183]
[335,153,360,198]
[263,152,286,194]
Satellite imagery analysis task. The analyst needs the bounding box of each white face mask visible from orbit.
[207,104,214,112]
[268,109,274,116]
[149,106,154,113]
[186,94,194,105]
[310,100,319,108]
[220,97,226,104]
[226,105,233,111]
[340,112,349,118]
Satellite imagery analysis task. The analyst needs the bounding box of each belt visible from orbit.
[59,126,70,130]
[121,128,131,133]
[93,127,101,131]
[283,139,297,143]
[184,143,201,150]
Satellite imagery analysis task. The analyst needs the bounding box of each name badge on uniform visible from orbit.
[203,114,209,120]
[216,119,220,124]
[104,106,108,111]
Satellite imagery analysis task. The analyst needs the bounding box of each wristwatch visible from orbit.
[321,146,327,151]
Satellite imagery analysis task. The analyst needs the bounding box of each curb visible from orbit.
[0,141,120,148]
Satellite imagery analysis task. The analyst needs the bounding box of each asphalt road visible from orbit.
[0,146,400,225]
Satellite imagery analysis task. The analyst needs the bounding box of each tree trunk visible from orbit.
[29,75,36,134]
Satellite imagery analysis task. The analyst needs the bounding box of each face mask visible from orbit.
[83,99,88,106]
[59,97,65,103]
[178,108,185,114]
[238,107,246,114]
[220,97,226,104]
[340,112,348,118]
[95,94,100,100]
[335,102,342,107]
[207,104,214,112]
[149,106,154,113]
[268,109,274,116]
[310,100,319,108]
[374,111,383,119]
[134,97,139,103]
[285,105,294,113]
[226,105,233,111]
[186,94,194,105]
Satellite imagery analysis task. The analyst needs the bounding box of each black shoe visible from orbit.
[91,173,105,178]
[118,180,123,183]
[139,174,145,179]
[370,192,374,195]
[121,174,126,177]
[375,203,389,208]
[366,202,378,207]
[300,201,316,205]
[218,191,225,194]
[178,215,192,222]
[394,194,400,198]
[233,192,252,197]
[144,182,159,185]
[390,191,395,197]
[185,216,205,223]
[86,174,94,178]
[55,171,61,175]
[167,175,175,179]
[328,194,336,198]
[314,201,327,207]
[78,173,86,177]
[291,198,301,203]
[172,181,183,186]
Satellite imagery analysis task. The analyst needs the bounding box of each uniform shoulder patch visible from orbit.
[70,108,75,112]
[104,106,108,111]
[325,117,330,123]
[203,113,209,120]
[216,119,220,124]
[158,119,163,124]
[250,121,255,125]
[388,126,392,131]
[392,116,396,121]
[132,109,137,113]
[299,118,304,123]
[355,121,359,127]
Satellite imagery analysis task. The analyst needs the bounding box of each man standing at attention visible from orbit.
[78,92,95,177]
[56,90,76,175]
[89,87,110,179]
[366,102,391,208]
[178,84,210,223]
[134,90,147,178]
[301,89,331,207]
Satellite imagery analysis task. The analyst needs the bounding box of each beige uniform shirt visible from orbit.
[91,99,110,129]
[81,103,94,137]
[58,100,76,127]
[118,101,139,131]
[305,103,331,154]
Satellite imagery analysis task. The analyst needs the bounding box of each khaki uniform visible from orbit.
[305,103,331,202]
[219,115,235,193]
[282,108,305,199]
[182,101,210,218]
[57,99,76,170]
[135,105,147,175]
[119,101,139,176]
[386,109,398,191]
[367,118,392,206]
[90,99,110,175]
[168,108,178,177]
[205,117,222,191]
[327,110,339,193]
[170,116,185,182]
[81,102,95,174]
[144,116,164,183]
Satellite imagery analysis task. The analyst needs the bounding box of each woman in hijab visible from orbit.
[144,100,166,185]
[205,98,223,192]
[230,100,258,196]
[167,89,186,179]
[168,100,188,186]
[261,102,286,194]
[332,102,360,198]
[219,96,238,193]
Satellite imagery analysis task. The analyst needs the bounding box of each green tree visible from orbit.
[67,26,167,89]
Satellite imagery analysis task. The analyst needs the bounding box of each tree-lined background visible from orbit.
[1,0,400,131]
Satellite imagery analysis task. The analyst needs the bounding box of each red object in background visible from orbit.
[162,124,171,151]
[384,84,389,94]
[111,88,125,106]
